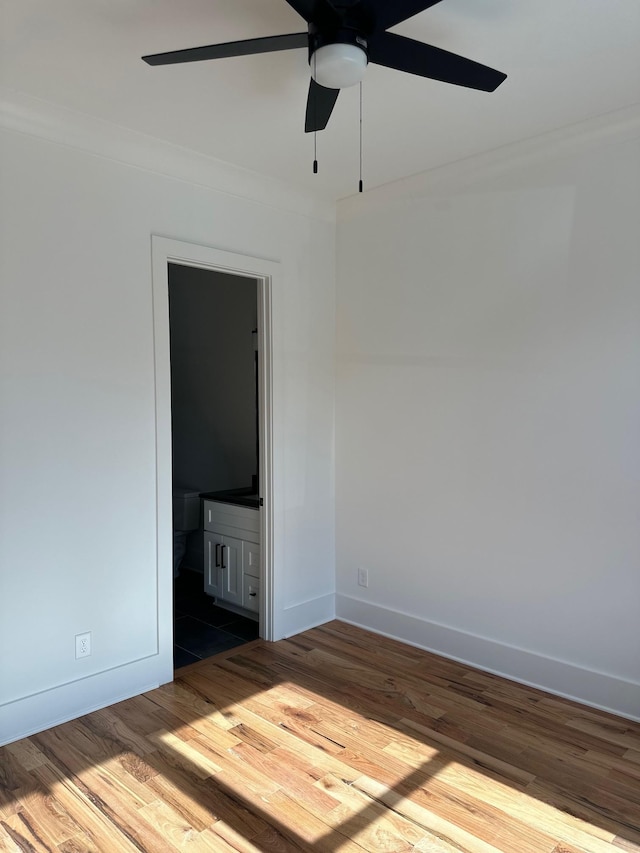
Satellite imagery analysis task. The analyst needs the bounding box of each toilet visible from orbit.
[172,487,201,577]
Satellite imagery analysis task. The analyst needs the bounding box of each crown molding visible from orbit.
[338,104,640,218]
[0,88,335,223]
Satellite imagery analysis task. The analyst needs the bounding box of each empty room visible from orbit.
[1,1,639,850]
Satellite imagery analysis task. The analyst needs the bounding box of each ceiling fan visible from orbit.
[142,0,507,133]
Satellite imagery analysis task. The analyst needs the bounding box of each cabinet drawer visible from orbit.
[242,541,261,577]
[242,574,260,614]
[203,500,259,540]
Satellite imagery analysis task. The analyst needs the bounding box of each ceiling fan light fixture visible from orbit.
[310,42,368,90]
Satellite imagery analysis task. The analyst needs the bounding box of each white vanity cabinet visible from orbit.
[203,499,260,619]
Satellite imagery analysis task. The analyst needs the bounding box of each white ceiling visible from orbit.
[2,0,639,201]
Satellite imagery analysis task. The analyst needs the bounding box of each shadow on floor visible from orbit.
[173,568,259,669]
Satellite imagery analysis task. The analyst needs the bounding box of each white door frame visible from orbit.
[151,236,276,645]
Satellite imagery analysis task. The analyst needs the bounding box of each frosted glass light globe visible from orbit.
[310,43,368,89]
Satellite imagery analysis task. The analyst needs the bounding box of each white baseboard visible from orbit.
[0,655,173,747]
[280,593,336,640]
[335,595,640,722]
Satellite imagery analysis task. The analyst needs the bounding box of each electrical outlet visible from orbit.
[75,632,91,659]
[358,567,369,588]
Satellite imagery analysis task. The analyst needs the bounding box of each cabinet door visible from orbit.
[204,531,223,598]
[220,535,242,605]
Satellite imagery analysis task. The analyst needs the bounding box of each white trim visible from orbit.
[336,595,640,723]
[338,104,640,219]
[0,89,334,223]
[0,657,167,748]
[282,594,336,639]
[151,236,277,646]
[150,241,173,670]
[257,280,274,642]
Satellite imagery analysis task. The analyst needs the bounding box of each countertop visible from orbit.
[200,487,260,509]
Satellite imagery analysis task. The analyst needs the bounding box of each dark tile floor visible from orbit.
[173,568,259,669]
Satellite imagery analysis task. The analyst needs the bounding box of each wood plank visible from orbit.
[565,718,640,753]
[15,785,83,847]
[136,798,213,849]
[203,820,264,852]
[612,836,640,853]
[4,740,49,773]
[57,832,102,852]
[316,771,428,849]
[0,822,23,853]
[28,764,140,853]
[353,775,503,853]
[623,749,640,766]
[250,788,368,852]
[2,809,60,852]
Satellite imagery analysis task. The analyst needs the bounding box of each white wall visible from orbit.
[335,114,640,720]
[0,105,336,745]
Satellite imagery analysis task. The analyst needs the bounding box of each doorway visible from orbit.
[169,263,260,667]
[151,237,275,678]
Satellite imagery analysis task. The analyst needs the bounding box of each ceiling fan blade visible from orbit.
[369,31,507,92]
[284,0,340,26]
[142,32,308,66]
[369,0,445,31]
[305,79,340,132]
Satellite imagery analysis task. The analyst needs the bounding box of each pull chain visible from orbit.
[359,81,363,193]
[313,53,318,175]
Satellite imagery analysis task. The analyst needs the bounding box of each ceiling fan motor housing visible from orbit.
[307,0,375,56]
[308,25,369,56]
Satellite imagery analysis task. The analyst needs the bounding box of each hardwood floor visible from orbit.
[1,621,639,852]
